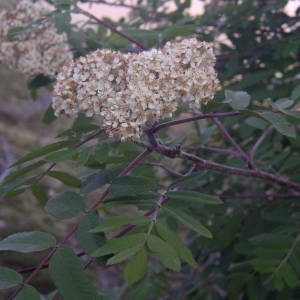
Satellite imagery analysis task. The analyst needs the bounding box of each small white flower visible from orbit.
[53,38,219,141]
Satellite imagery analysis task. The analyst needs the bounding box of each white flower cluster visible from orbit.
[0,0,73,78]
[53,38,219,140]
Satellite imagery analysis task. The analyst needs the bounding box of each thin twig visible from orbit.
[146,195,167,238]
[211,117,255,169]
[143,130,300,191]
[107,207,157,239]
[83,258,94,270]
[75,5,148,50]
[249,126,273,162]
[145,162,184,177]
[187,145,238,157]
[82,0,139,10]
[152,110,279,133]
[179,151,300,191]
[18,251,86,274]
[218,192,300,200]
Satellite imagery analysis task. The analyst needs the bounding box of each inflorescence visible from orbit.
[0,0,73,78]
[53,38,219,141]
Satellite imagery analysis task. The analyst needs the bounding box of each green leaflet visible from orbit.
[166,191,223,205]
[147,235,181,271]
[225,90,251,110]
[0,231,56,253]
[91,233,145,257]
[31,184,48,205]
[45,191,85,219]
[12,140,76,166]
[255,111,296,138]
[4,160,46,183]
[47,170,81,187]
[281,262,298,288]
[107,247,140,265]
[90,216,150,233]
[155,221,197,267]
[44,149,77,162]
[163,206,212,238]
[124,248,148,284]
[15,285,40,300]
[108,175,158,200]
[49,246,99,300]
[0,266,23,290]
[76,212,105,256]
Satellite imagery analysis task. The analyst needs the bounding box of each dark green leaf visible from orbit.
[44,149,76,162]
[28,75,53,91]
[91,233,145,257]
[169,171,207,188]
[251,259,278,272]
[289,253,300,276]
[12,140,75,166]
[281,262,298,288]
[163,207,212,238]
[51,12,71,33]
[16,285,40,300]
[155,221,197,267]
[76,212,105,256]
[124,248,148,284]
[250,234,293,248]
[45,191,85,219]
[0,231,56,253]
[4,160,46,183]
[245,116,268,130]
[273,98,294,109]
[107,247,140,265]
[43,105,57,124]
[49,246,99,300]
[273,270,284,291]
[147,235,181,271]
[80,172,111,194]
[108,175,157,200]
[90,216,150,233]
[0,267,22,290]
[0,177,36,200]
[48,170,81,187]
[225,90,251,110]
[31,184,48,205]
[257,112,296,138]
[95,143,110,163]
[280,109,300,120]
[166,191,223,205]
[44,290,58,300]
[291,85,300,100]
[77,147,91,166]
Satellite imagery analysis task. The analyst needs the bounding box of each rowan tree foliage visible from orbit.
[0,0,300,299]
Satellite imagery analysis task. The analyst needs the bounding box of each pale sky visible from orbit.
[76,0,299,21]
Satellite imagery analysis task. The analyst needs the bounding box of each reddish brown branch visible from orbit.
[18,251,86,274]
[152,110,279,133]
[249,126,273,162]
[179,151,300,191]
[187,145,238,157]
[211,117,255,169]
[219,192,299,200]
